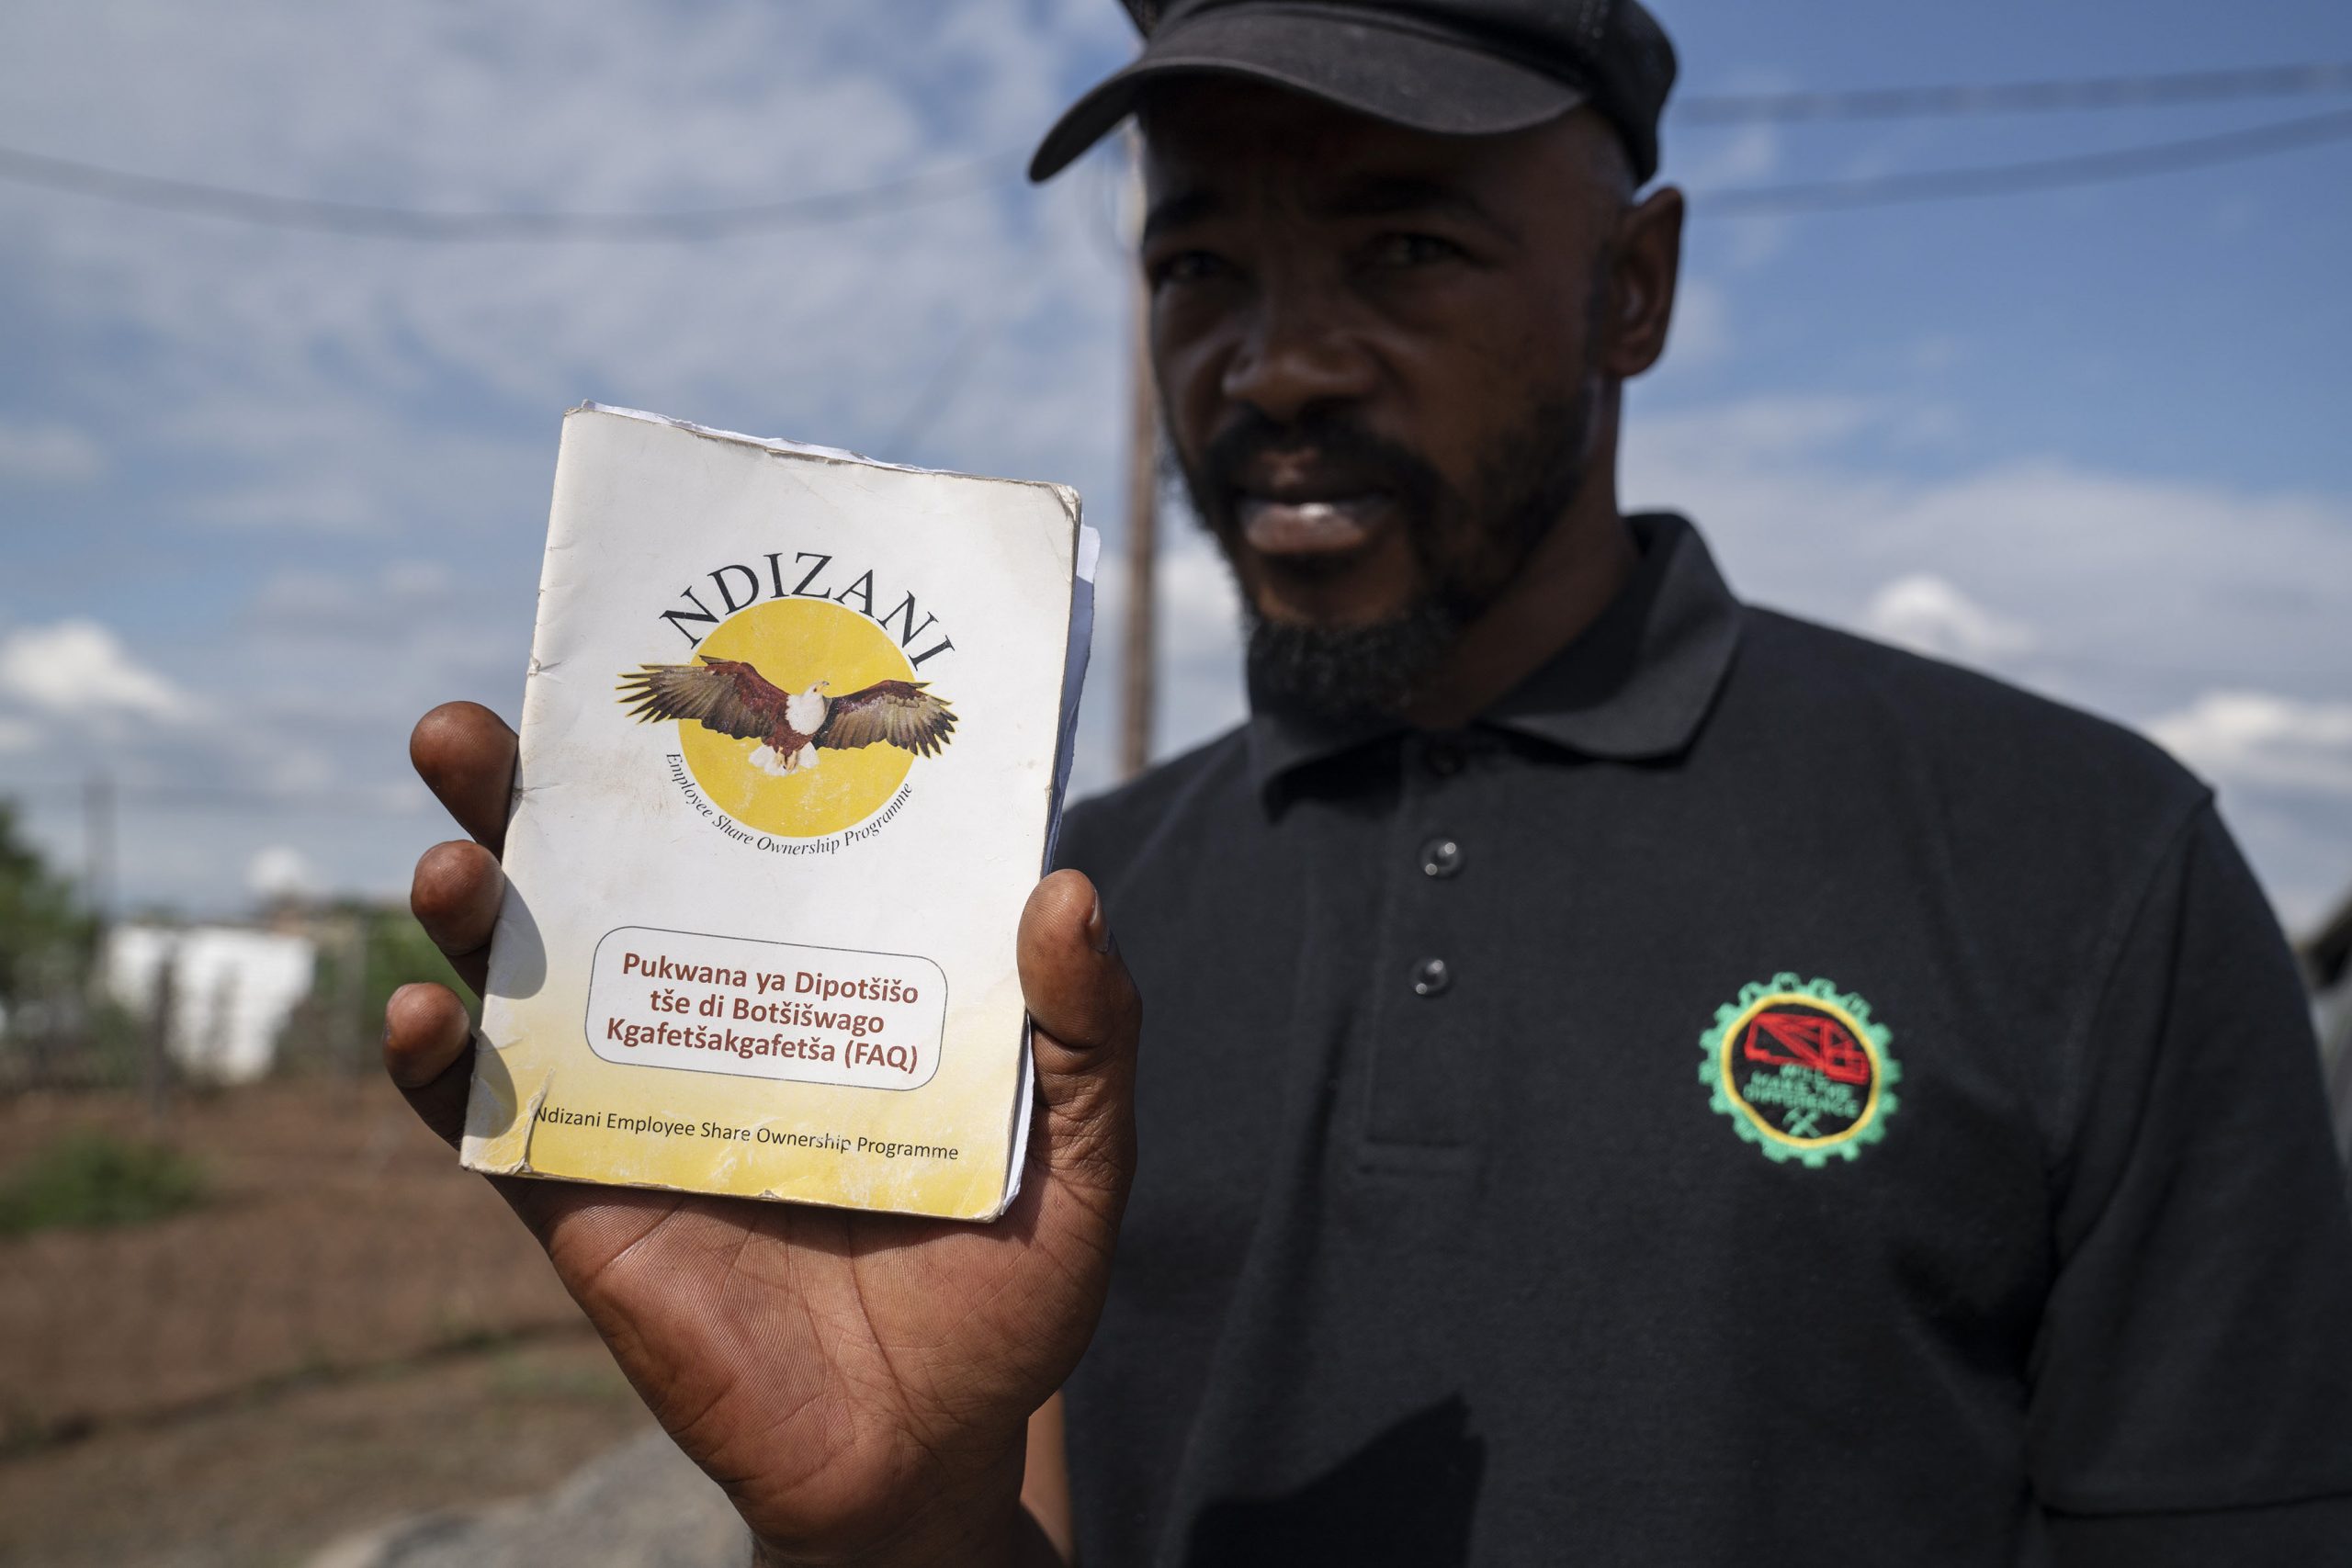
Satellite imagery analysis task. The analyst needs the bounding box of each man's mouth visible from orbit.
[1234,490,1396,559]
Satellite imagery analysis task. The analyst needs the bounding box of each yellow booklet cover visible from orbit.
[461,404,1095,1220]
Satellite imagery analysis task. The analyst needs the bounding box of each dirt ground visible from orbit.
[1,1081,582,1437]
[0,1328,657,1568]
[0,1081,658,1565]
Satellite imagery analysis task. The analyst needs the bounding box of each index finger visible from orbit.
[411,701,518,853]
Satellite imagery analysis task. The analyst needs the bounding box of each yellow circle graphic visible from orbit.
[1715,992,1884,1150]
[676,598,920,839]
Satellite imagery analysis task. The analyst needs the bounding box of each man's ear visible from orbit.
[1605,185,1684,379]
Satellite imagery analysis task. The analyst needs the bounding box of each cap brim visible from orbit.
[1028,8,1589,182]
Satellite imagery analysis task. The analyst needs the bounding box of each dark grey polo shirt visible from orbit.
[1052,513,2352,1567]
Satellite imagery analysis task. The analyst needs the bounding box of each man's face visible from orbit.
[1139,79,1632,712]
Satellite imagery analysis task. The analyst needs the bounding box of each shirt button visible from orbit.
[1412,957,1452,997]
[1419,838,1463,878]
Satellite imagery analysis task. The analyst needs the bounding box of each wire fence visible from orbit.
[3,797,2349,1453]
[0,868,582,1451]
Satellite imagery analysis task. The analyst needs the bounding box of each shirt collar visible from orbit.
[1245,513,1743,801]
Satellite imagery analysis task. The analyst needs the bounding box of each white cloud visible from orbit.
[1908,334,1967,374]
[0,0,1132,536]
[1639,394,1877,468]
[1674,120,1791,266]
[248,561,471,634]
[192,478,379,534]
[1861,574,2036,664]
[246,844,317,902]
[0,619,187,720]
[1624,393,2352,923]
[0,0,1133,909]
[1683,122,1783,187]
[0,716,38,753]
[1624,398,2352,697]
[382,561,455,599]
[0,0,2344,934]
[0,420,103,483]
[2148,693,2352,796]
[1666,276,1733,369]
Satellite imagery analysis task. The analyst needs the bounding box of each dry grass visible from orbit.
[0,1081,666,1566]
[0,1327,654,1568]
[0,1080,582,1438]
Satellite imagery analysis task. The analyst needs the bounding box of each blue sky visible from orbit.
[3,0,2349,928]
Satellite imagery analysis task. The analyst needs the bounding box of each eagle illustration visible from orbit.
[618,657,956,777]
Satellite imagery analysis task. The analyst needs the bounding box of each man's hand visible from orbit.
[388,702,1135,1568]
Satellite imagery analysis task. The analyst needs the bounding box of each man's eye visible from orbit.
[1369,233,1464,268]
[1153,251,1228,288]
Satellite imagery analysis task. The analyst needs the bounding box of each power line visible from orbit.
[1676,62,2352,124]
[6,782,431,814]
[0,141,1018,241]
[2,64,2350,238]
[1697,103,2352,214]
[884,314,997,455]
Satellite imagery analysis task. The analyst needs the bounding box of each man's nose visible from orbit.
[1218,288,1376,425]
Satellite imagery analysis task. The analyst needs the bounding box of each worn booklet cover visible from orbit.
[461,403,1095,1220]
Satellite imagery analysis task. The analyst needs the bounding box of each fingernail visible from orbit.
[1087,895,1115,954]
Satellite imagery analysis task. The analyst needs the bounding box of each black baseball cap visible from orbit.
[1028,0,1678,184]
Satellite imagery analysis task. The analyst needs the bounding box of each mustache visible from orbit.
[1192,410,1448,522]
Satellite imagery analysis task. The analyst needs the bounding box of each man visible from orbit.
[386,2,2352,1563]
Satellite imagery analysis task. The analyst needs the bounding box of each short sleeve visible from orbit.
[2029,801,2352,1561]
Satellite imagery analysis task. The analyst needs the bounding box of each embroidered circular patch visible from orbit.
[1699,974,1901,1167]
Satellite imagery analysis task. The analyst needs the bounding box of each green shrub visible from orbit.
[0,1131,206,1236]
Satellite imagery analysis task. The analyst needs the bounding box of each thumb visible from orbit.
[1017,869,1139,1202]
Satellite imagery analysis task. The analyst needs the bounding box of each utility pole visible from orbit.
[144,943,175,1122]
[1117,141,1159,781]
[1118,276,1159,780]
[82,774,116,1089]
[334,913,368,1081]
[83,773,114,930]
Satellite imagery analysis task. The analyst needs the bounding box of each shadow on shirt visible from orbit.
[1185,1395,1485,1567]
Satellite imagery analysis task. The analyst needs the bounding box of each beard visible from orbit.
[1173,384,1597,719]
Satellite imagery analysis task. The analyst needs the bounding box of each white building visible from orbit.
[102,923,317,1085]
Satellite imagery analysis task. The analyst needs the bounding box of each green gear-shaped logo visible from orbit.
[1700,973,1901,1168]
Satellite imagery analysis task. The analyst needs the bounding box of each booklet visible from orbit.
[460,403,1096,1221]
